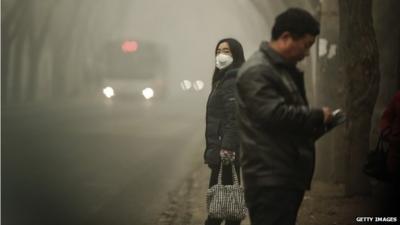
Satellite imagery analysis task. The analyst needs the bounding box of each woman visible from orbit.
[204,38,245,225]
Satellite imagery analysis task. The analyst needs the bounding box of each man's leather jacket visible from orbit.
[236,42,326,190]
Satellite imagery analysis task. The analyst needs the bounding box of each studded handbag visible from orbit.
[206,162,247,220]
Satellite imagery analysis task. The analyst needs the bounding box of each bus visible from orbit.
[97,39,167,101]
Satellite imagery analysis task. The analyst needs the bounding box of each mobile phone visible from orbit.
[332,109,346,125]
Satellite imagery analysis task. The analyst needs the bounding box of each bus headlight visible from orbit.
[103,86,115,98]
[142,87,154,99]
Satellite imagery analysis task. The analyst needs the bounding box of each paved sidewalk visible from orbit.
[157,165,378,225]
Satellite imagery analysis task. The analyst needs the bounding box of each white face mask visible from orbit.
[215,53,233,69]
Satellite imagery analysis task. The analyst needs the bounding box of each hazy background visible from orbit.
[3,0,399,224]
[2,1,271,225]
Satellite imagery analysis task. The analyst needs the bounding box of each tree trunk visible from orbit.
[11,38,25,103]
[314,0,345,183]
[1,1,29,104]
[338,0,380,196]
[25,1,59,102]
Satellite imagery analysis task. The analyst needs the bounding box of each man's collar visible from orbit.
[259,41,298,70]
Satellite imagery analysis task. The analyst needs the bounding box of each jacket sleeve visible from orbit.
[220,70,240,151]
[237,65,325,135]
[379,91,400,141]
[380,93,398,131]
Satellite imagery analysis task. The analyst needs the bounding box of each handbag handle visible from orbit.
[217,162,240,186]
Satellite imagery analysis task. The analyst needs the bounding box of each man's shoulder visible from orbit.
[238,51,277,81]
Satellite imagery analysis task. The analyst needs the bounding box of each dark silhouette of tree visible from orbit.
[2,1,61,103]
[2,1,30,103]
[314,0,348,184]
[25,1,60,101]
[338,0,380,196]
[49,1,85,98]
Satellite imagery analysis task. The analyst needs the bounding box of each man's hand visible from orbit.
[322,107,333,124]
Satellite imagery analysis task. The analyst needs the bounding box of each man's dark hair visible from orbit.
[271,8,320,40]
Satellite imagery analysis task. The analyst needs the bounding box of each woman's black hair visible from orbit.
[211,38,245,88]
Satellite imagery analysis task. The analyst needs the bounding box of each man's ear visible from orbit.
[280,31,292,47]
[280,32,291,41]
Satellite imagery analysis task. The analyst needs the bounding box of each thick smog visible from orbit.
[2,1,399,225]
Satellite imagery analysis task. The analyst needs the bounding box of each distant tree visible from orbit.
[1,1,29,103]
[25,1,60,101]
[2,1,60,103]
[314,0,346,183]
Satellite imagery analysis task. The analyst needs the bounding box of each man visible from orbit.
[236,8,335,225]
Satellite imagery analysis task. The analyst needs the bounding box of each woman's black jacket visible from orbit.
[204,68,240,167]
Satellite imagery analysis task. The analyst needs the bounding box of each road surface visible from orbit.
[2,96,206,225]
